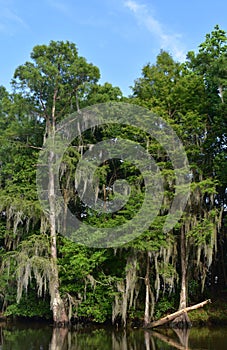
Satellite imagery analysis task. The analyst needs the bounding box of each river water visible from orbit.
[0,322,227,349]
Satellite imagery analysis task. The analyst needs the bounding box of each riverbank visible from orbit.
[1,297,227,328]
[130,296,227,328]
[189,299,227,326]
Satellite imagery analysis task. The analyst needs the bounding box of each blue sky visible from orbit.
[0,0,226,96]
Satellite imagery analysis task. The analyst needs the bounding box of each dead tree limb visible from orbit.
[148,299,211,328]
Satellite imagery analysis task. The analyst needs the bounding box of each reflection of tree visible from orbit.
[48,327,191,350]
[112,329,158,350]
[2,325,216,349]
[0,325,52,349]
[150,329,191,350]
[144,331,149,350]
[173,328,190,349]
[46,326,227,350]
[112,330,128,350]
[49,328,68,350]
[0,325,3,347]
[144,331,151,350]
[57,328,152,350]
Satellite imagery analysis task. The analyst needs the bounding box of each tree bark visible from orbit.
[179,227,187,310]
[48,125,68,326]
[47,86,69,325]
[172,226,190,328]
[144,252,151,327]
[148,299,211,328]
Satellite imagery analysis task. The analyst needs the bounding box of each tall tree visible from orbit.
[187,25,227,289]
[130,47,222,326]
[11,40,100,325]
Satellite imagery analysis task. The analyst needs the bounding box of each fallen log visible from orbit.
[148,299,211,328]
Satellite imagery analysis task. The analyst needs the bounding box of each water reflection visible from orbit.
[0,321,52,349]
[150,329,190,349]
[0,322,227,349]
[49,328,68,350]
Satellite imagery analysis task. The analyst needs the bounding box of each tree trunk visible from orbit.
[148,299,211,328]
[50,260,69,326]
[48,131,68,326]
[172,227,191,328]
[47,90,69,325]
[179,228,187,310]
[144,252,151,327]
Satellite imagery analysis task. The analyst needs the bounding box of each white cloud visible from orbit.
[0,7,28,34]
[125,0,146,13]
[47,0,71,17]
[124,0,186,62]
[2,8,27,27]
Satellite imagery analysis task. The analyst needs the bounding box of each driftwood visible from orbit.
[148,299,211,328]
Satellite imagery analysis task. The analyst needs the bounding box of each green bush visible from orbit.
[5,291,52,319]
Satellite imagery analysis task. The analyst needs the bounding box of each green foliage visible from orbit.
[58,238,125,322]
[12,40,100,119]
[4,292,51,319]
[154,296,176,319]
[188,279,201,303]
[76,286,113,323]
[0,27,226,325]
[81,82,123,107]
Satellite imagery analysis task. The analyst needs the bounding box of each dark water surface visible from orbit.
[0,321,227,349]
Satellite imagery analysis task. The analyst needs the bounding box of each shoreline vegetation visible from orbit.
[1,295,227,328]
